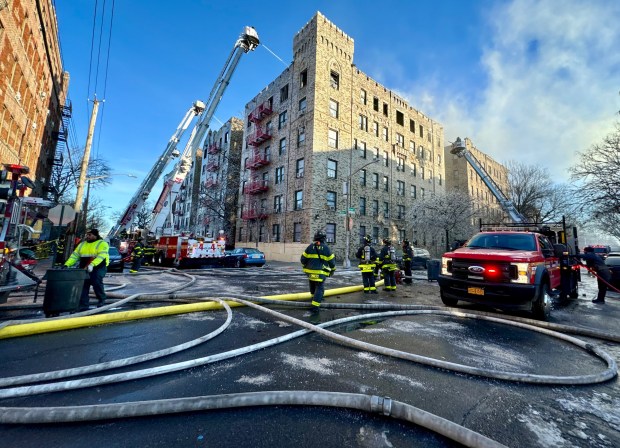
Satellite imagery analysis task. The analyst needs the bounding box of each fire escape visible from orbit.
[48,101,72,200]
[241,100,273,220]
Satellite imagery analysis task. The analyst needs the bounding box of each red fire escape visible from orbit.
[241,100,273,221]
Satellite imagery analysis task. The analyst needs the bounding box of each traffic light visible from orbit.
[0,169,14,214]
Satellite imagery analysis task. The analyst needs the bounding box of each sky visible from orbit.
[54,0,620,231]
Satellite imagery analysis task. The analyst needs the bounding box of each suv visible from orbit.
[437,230,580,319]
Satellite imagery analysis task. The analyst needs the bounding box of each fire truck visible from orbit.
[152,233,233,268]
[437,138,581,319]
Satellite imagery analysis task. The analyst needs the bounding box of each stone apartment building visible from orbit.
[171,117,243,241]
[237,12,444,262]
[0,0,68,198]
[444,137,509,223]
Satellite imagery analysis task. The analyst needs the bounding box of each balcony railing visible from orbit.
[241,208,269,220]
[243,180,269,195]
[206,160,219,171]
[205,179,218,188]
[245,153,271,169]
[249,101,273,123]
[207,143,220,155]
[246,127,272,147]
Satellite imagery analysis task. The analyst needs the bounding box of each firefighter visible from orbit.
[577,246,613,303]
[379,238,397,291]
[402,239,413,285]
[300,231,336,313]
[53,235,66,267]
[356,235,378,294]
[143,242,156,266]
[129,238,145,273]
[64,229,109,311]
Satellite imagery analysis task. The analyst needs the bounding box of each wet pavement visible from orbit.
[1,258,619,447]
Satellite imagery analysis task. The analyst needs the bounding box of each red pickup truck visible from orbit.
[437,229,580,320]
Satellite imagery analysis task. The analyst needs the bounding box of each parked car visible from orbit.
[412,248,431,269]
[226,247,266,267]
[108,246,125,272]
[605,255,620,289]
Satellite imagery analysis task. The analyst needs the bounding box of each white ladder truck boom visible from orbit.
[107,101,205,238]
[149,26,260,237]
[450,137,526,224]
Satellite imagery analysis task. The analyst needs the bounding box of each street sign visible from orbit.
[48,204,75,226]
[348,207,355,212]
[338,211,347,216]
[21,197,56,207]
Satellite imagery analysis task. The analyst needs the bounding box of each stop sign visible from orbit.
[48,204,75,225]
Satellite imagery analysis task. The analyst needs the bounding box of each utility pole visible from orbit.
[66,98,100,256]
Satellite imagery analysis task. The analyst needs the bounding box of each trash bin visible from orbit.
[43,269,89,317]
[427,259,441,282]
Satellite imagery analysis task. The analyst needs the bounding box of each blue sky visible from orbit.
[55,0,620,229]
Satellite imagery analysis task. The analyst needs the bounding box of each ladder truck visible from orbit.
[109,26,260,239]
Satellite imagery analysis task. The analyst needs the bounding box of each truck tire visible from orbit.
[440,288,458,307]
[569,271,579,298]
[532,281,551,320]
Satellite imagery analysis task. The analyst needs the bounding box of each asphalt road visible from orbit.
[1,262,619,447]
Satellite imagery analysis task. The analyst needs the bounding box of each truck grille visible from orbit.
[450,259,517,283]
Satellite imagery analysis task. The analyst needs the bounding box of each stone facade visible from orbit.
[443,137,508,223]
[0,0,68,197]
[238,12,444,263]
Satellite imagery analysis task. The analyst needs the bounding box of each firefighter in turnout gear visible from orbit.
[53,235,66,267]
[402,239,413,285]
[300,231,336,312]
[356,235,378,294]
[143,243,156,266]
[130,238,145,273]
[379,238,398,291]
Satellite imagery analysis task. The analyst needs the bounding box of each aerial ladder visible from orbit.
[148,26,260,237]
[109,26,260,239]
[107,101,205,238]
[450,137,526,224]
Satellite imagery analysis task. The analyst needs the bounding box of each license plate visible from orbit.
[468,287,484,296]
[251,254,262,259]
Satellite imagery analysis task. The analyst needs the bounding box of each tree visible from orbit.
[570,122,620,236]
[134,201,154,231]
[410,190,479,256]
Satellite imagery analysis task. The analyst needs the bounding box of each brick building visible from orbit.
[0,0,68,198]
[238,12,444,262]
[444,137,509,223]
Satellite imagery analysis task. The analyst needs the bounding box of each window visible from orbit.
[293,222,301,242]
[419,146,425,160]
[359,197,366,216]
[420,166,425,180]
[383,150,389,167]
[439,174,442,186]
[280,84,289,102]
[373,147,380,159]
[274,195,283,213]
[357,140,367,158]
[372,200,379,216]
[382,126,389,141]
[373,121,379,137]
[373,97,379,111]
[296,158,304,178]
[409,140,415,152]
[329,99,339,118]
[297,127,305,146]
[327,159,338,178]
[397,180,405,196]
[383,176,389,192]
[272,224,281,242]
[264,146,271,161]
[428,170,433,183]
[326,191,337,209]
[399,229,406,241]
[279,137,287,155]
[383,202,390,218]
[328,128,338,148]
[278,111,287,129]
[360,89,367,105]
[396,133,404,147]
[238,226,243,241]
[300,69,307,88]
[397,157,405,171]
[359,114,368,131]
[437,154,442,165]
[266,121,273,133]
[299,97,307,113]
[224,131,229,143]
[419,124,424,138]
[383,103,388,116]
[330,70,339,89]
[372,172,379,189]
[396,110,404,126]
[398,205,405,219]
[420,187,425,198]
[326,223,336,243]
[411,163,416,177]
[410,185,417,198]
[383,228,389,239]
[409,119,415,133]
[359,169,366,186]
[360,225,367,239]
[294,190,303,210]
[275,166,284,184]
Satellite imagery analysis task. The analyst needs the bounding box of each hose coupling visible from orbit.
[370,395,393,416]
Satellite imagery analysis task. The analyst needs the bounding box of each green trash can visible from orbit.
[43,269,89,317]
[427,259,441,282]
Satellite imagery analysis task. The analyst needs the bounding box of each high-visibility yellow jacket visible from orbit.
[65,239,109,268]
[356,245,378,272]
[300,242,336,282]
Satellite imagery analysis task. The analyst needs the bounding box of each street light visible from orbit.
[82,173,137,234]
[343,158,380,268]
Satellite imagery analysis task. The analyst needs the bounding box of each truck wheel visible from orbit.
[569,272,579,298]
[233,259,241,268]
[532,282,551,320]
[440,289,458,307]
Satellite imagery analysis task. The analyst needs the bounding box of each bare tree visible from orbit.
[410,190,479,256]
[570,122,620,236]
[134,201,154,231]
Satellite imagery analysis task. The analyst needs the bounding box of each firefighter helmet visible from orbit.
[363,235,372,244]
[402,239,410,246]
[383,238,391,245]
[313,231,327,242]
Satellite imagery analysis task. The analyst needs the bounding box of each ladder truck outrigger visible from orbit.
[108,26,260,268]
[437,137,581,319]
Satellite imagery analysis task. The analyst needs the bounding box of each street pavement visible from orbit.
[1,259,619,447]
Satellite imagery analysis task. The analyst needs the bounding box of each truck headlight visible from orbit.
[441,257,452,275]
[511,262,536,284]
